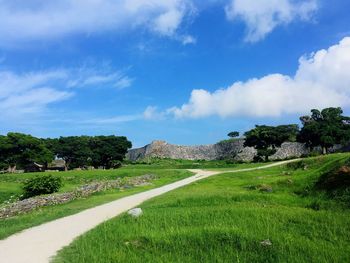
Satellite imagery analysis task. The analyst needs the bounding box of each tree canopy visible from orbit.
[0,133,132,172]
[297,107,350,153]
[89,136,132,169]
[0,133,53,172]
[227,131,240,138]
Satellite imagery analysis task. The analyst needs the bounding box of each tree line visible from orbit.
[228,107,350,161]
[0,134,132,172]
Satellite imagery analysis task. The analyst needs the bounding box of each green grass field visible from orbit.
[0,167,188,204]
[53,154,350,263]
[0,167,192,239]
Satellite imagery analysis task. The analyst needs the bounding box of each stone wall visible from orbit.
[126,140,310,162]
[0,174,156,219]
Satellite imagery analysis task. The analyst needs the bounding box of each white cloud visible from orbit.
[80,114,142,125]
[225,0,318,42]
[0,66,132,118]
[168,37,350,118]
[68,68,133,89]
[0,70,71,115]
[0,0,195,46]
[180,35,197,45]
[143,106,165,120]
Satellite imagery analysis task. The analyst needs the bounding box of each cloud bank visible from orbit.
[225,0,318,42]
[0,0,195,46]
[168,37,350,118]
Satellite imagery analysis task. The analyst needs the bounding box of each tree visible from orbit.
[55,136,92,170]
[89,136,132,169]
[298,107,350,154]
[227,131,240,138]
[244,124,299,161]
[0,135,10,170]
[0,133,53,172]
[42,138,60,156]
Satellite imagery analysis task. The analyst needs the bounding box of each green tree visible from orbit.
[244,124,299,161]
[0,135,10,170]
[42,138,60,155]
[0,133,53,172]
[89,136,132,169]
[227,131,240,138]
[298,107,350,154]
[55,136,92,170]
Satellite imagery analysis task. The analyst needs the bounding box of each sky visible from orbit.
[1,0,350,148]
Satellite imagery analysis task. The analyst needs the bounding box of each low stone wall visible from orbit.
[126,140,310,162]
[0,174,156,219]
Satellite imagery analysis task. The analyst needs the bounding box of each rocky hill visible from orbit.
[126,139,311,162]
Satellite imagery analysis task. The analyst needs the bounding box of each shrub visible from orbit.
[22,175,62,199]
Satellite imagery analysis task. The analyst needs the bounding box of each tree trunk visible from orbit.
[8,165,16,173]
[322,146,327,155]
[64,160,70,171]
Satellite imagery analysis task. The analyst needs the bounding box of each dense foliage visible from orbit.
[240,107,350,161]
[0,133,132,172]
[298,107,350,153]
[0,133,53,172]
[244,124,299,161]
[22,175,62,199]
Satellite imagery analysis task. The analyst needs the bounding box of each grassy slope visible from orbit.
[54,154,350,263]
[0,168,192,239]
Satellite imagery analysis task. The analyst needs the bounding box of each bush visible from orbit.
[22,175,62,199]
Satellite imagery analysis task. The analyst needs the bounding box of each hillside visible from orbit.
[54,153,350,263]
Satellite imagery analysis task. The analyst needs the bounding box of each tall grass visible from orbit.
[54,154,350,263]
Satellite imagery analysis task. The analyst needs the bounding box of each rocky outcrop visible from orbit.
[126,140,310,162]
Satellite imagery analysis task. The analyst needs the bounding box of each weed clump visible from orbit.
[286,161,308,170]
[258,184,273,193]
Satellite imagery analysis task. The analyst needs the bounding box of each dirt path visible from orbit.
[0,159,298,263]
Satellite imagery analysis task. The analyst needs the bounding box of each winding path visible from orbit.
[0,159,298,263]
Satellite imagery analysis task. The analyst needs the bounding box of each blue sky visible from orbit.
[1,0,350,147]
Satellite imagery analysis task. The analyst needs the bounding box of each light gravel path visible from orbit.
[0,159,299,263]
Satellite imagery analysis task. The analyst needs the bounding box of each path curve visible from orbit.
[0,159,299,263]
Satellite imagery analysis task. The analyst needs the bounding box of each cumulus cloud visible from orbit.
[0,66,132,117]
[0,0,195,46]
[225,0,318,42]
[168,37,350,118]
